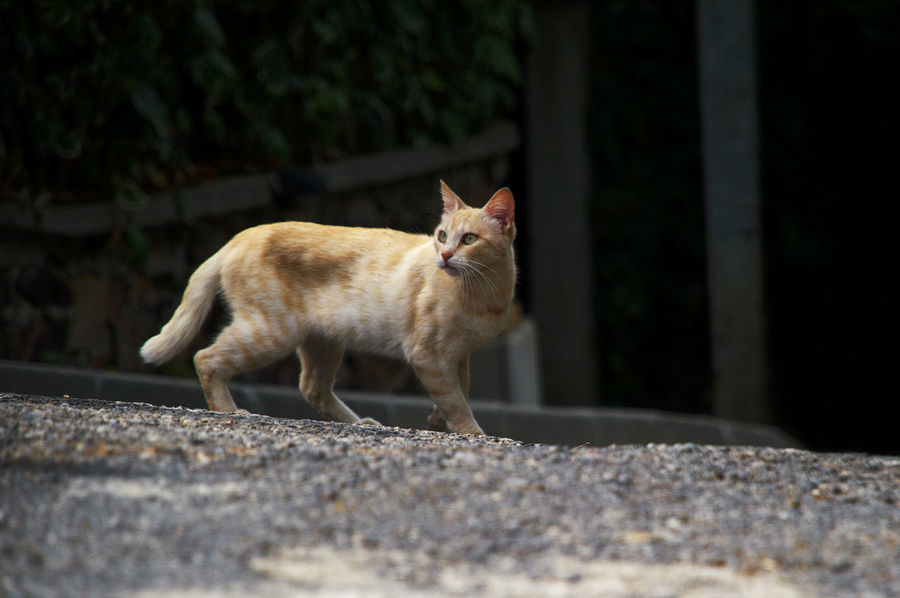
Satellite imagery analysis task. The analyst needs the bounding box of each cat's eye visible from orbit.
[462,233,478,245]
[437,230,448,243]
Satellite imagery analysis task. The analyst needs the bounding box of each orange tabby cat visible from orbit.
[140,181,516,434]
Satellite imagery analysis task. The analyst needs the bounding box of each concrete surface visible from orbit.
[2,393,899,597]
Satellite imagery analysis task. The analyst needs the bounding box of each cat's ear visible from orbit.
[440,180,467,214]
[483,187,515,233]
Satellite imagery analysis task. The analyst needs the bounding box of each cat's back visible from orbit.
[219,221,430,292]
[224,221,423,261]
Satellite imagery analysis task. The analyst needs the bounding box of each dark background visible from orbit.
[586,1,898,454]
[2,1,898,454]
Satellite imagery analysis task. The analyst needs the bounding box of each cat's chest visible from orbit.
[423,299,508,349]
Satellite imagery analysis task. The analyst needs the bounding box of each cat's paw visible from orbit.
[426,406,450,433]
[358,417,382,426]
[233,408,252,416]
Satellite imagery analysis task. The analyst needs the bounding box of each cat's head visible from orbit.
[433,180,515,276]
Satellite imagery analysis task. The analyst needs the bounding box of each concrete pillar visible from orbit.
[526,0,598,406]
[697,0,771,422]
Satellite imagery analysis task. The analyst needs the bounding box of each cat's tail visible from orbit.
[140,252,222,365]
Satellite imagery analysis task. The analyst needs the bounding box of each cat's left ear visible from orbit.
[484,187,515,233]
[440,180,467,214]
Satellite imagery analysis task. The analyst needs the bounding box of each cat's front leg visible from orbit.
[426,356,472,432]
[412,360,483,435]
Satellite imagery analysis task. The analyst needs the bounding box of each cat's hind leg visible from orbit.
[194,315,296,413]
[297,336,379,426]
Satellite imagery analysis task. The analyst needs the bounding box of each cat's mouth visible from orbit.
[437,261,461,276]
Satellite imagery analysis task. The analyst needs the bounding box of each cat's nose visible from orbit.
[441,251,453,263]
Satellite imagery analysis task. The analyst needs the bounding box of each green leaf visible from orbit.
[131,85,171,140]
[37,0,73,30]
[194,7,225,47]
[115,181,148,212]
[439,110,467,145]
[134,12,162,53]
[202,109,226,142]
[480,37,521,82]
[189,50,238,104]
[519,3,539,44]
[51,130,83,160]
[253,39,292,96]
[254,121,291,162]
[391,2,426,35]
[420,69,445,92]
[124,223,150,269]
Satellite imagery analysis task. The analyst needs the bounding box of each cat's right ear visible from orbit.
[440,180,467,214]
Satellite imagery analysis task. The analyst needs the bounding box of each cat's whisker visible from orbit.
[460,266,491,301]
[457,257,501,302]
[456,264,475,307]
[464,273,476,309]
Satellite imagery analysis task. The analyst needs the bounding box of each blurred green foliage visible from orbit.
[0,0,532,204]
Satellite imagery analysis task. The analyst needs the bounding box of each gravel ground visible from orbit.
[2,393,899,597]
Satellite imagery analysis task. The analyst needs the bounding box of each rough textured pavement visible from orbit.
[2,393,899,597]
